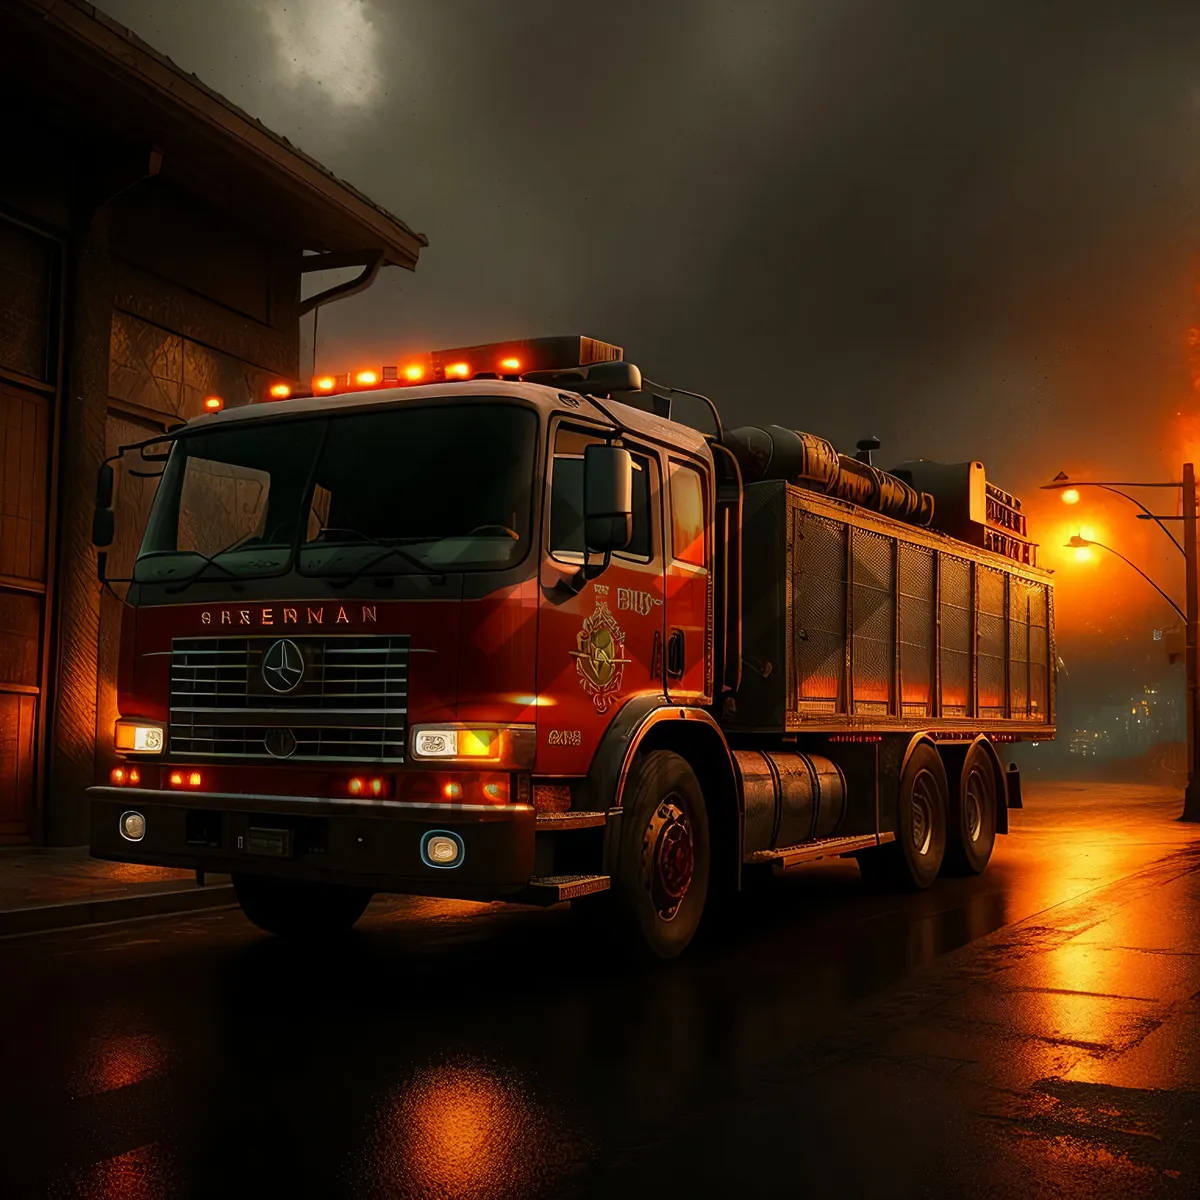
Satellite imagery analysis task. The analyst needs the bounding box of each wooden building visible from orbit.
[0,0,426,844]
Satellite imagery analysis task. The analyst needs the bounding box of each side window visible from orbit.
[669,462,707,567]
[549,426,653,562]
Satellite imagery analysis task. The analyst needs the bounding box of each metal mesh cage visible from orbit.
[1029,582,1049,719]
[977,566,1006,717]
[1008,577,1031,717]
[939,555,972,716]
[898,543,934,717]
[793,510,847,714]
[852,528,894,714]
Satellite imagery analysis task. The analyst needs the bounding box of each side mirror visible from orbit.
[584,444,633,551]
[93,461,115,550]
[96,462,114,508]
[92,506,115,548]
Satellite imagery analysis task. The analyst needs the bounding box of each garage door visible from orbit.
[0,215,61,843]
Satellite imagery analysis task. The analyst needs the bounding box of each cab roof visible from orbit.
[181,381,712,460]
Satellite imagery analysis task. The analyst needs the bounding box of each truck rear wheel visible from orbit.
[232,874,373,938]
[943,743,998,876]
[857,742,948,890]
[603,749,710,960]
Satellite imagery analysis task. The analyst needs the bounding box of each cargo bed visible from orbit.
[729,481,1055,736]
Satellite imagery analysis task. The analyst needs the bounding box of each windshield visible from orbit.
[135,402,539,584]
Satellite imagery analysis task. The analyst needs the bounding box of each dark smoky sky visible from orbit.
[106,0,1200,716]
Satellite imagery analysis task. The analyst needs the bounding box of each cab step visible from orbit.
[745,831,895,872]
[534,810,608,831]
[518,874,611,905]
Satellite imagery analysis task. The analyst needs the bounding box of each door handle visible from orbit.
[667,629,685,679]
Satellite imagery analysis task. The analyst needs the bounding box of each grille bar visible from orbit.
[169,635,410,762]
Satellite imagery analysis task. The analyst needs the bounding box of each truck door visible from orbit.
[537,423,666,775]
[664,458,712,704]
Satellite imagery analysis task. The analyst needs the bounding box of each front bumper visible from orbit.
[87,787,536,899]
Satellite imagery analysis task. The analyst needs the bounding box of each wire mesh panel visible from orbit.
[898,543,934,717]
[1029,581,1049,720]
[792,510,847,714]
[852,528,894,714]
[1008,577,1031,718]
[977,565,1006,718]
[939,555,972,716]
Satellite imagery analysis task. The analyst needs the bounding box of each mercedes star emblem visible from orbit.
[264,728,298,758]
[261,639,304,692]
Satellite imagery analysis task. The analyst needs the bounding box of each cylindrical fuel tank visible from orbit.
[724,425,840,490]
[724,426,935,528]
[733,749,847,854]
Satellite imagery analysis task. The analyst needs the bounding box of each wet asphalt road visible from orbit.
[2,781,1198,1200]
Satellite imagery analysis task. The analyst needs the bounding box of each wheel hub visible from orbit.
[642,798,694,920]
[910,770,935,856]
[964,767,985,843]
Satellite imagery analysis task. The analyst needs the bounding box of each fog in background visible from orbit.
[103,0,1200,762]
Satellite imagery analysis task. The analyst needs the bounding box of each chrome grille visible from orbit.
[169,635,409,762]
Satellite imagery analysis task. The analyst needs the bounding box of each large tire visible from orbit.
[942,743,998,876]
[599,749,711,960]
[856,741,948,890]
[232,874,373,938]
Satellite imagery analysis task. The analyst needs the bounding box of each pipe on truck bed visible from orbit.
[723,425,936,527]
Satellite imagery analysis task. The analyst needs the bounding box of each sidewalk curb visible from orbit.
[0,882,237,937]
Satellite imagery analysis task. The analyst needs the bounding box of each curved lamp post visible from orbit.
[1045,466,1199,822]
[1065,535,1185,620]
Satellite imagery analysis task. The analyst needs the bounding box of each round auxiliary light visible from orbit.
[421,830,464,869]
[120,811,146,842]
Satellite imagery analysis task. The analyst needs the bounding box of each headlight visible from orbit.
[114,719,165,753]
[410,724,534,768]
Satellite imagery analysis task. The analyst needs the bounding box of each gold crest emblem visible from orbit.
[570,601,631,712]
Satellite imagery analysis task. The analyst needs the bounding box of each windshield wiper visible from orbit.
[162,532,273,594]
[303,527,446,586]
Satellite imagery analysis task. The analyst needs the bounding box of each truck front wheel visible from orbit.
[602,749,711,960]
[232,874,373,938]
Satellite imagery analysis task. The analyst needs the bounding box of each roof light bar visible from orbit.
[298,336,625,399]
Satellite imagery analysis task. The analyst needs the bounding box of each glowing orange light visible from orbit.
[446,362,470,379]
[355,370,379,386]
[110,767,126,785]
[203,395,223,412]
[128,768,141,785]
[1073,547,1093,563]
[349,777,364,796]
[169,772,183,787]
[1061,488,1081,505]
[370,778,384,797]
[443,781,463,800]
[500,357,521,371]
[269,383,292,399]
[404,365,424,382]
[315,376,336,392]
[188,772,202,788]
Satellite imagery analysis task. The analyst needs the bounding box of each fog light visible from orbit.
[120,811,146,842]
[421,830,464,869]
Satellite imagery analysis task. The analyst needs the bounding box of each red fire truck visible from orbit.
[88,335,1054,958]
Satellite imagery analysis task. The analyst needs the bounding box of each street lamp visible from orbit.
[1044,467,1199,822]
[1064,535,1185,620]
